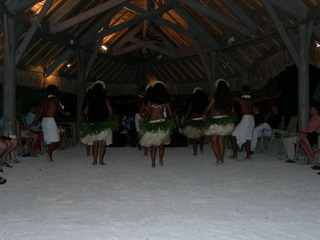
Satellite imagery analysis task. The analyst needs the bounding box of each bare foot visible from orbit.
[99,162,106,166]
[151,164,155,168]
[312,149,320,157]
[44,152,53,162]
[92,162,97,165]
[230,154,238,159]
[159,161,164,167]
[31,153,39,158]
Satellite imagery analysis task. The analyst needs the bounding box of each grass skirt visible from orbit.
[204,123,234,136]
[140,119,174,147]
[80,129,113,146]
[204,115,236,136]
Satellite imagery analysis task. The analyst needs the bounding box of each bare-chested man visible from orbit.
[28,85,70,162]
[230,85,281,159]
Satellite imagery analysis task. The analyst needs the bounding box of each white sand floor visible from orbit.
[0,144,319,240]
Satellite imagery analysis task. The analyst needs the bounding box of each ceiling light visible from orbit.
[101,45,108,51]
[66,62,71,68]
[315,41,320,48]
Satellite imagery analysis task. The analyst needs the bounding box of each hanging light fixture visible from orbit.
[100,45,108,51]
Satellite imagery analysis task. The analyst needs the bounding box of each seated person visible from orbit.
[0,118,19,166]
[0,131,18,167]
[16,120,39,157]
[298,104,320,165]
[251,103,282,153]
[284,103,320,164]
[25,103,43,151]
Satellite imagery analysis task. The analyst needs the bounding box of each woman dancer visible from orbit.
[203,79,235,166]
[182,87,209,155]
[140,81,174,167]
[81,81,118,165]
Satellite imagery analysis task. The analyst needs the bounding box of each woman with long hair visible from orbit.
[203,79,235,166]
[182,87,209,155]
[140,81,175,167]
[81,81,118,165]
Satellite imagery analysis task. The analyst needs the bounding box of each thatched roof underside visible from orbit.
[1,0,320,95]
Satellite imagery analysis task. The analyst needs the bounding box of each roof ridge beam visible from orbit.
[176,0,255,37]
[15,0,53,66]
[6,0,41,14]
[50,0,129,33]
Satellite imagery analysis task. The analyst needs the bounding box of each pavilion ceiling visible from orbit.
[1,0,320,94]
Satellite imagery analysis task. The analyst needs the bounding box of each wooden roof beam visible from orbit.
[48,0,81,26]
[45,49,73,76]
[223,0,257,34]
[267,0,307,19]
[6,0,41,13]
[95,4,173,40]
[176,0,256,37]
[113,24,142,50]
[51,0,129,33]
[263,0,299,65]
[15,0,53,66]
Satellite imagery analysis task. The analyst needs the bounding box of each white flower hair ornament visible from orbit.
[214,78,229,88]
[192,87,203,94]
[91,80,106,90]
[152,80,166,87]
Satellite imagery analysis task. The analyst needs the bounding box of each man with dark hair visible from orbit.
[251,103,282,153]
[230,85,281,159]
[27,85,70,162]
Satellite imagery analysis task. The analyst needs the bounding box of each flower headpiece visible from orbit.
[152,80,166,87]
[214,78,229,88]
[192,87,203,94]
[241,94,251,99]
[91,80,106,90]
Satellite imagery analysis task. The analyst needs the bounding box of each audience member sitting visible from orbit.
[284,103,320,164]
[0,131,18,167]
[16,119,39,157]
[0,118,19,166]
[25,103,44,152]
[250,103,282,153]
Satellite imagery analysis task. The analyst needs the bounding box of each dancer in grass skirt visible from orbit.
[182,87,209,155]
[203,79,236,166]
[81,81,119,166]
[140,81,174,167]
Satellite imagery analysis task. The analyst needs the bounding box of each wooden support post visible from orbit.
[298,22,312,130]
[2,14,16,132]
[76,48,86,143]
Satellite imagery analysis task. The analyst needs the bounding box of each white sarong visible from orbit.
[231,115,254,147]
[42,117,59,144]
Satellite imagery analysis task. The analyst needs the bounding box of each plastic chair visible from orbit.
[259,116,298,154]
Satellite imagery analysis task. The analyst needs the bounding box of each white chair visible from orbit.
[258,116,297,154]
